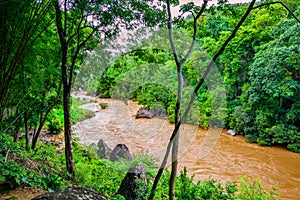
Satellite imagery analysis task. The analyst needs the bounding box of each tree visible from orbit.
[237,18,300,152]
[164,1,209,199]
[0,0,64,152]
[53,0,165,177]
[150,0,300,199]
[0,0,52,124]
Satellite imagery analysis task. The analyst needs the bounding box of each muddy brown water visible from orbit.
[75,99,300,200]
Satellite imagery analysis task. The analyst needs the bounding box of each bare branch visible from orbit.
[181,0,208,65]
[149,1,256,199]
[253,1,300,23]
[172,10,195,24]
[167,0,180,65]
[69,28,97,87]
[149,1,209,200]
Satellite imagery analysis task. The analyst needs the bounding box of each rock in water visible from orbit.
[117,163,146,200]
[135,110,153,119]
[110,144,132,162]
[227,129,236,136]
[97,139,112,159]
[31,187,108,200]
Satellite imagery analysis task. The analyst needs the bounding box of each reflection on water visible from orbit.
[75,99,300,200]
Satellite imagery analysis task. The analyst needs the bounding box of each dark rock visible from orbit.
[97,139,112,159]
[31,186,108,200]
[227,129,236,136]
[117,163,146,200]
[109,144,132,162]
[135,109,153,119]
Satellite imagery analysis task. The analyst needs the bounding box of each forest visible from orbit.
[0,0,299,199]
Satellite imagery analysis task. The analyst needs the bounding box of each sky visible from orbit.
[180,0,255,5]
[172,0,255,16]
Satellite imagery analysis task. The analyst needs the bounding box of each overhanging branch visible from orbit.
[253,1,300,23]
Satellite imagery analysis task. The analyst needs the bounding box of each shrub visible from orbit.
[236,176,279,200]
[0,134,68,192]
[99,102,108,109]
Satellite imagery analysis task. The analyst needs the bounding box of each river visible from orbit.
[74,98,300,200]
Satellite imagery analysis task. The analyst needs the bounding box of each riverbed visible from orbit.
[74,98,300,200]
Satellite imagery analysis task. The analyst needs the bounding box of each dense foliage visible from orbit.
[94,4,300,152]
[0,0,299,199]
[236,19,300,151]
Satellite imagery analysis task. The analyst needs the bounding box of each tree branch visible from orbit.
[149,0,256,199]
[69,28,97,88]
[149,1,209,200]
[167,0,180,65]
[253,1,300,23]
[181,0,208,65]
[172,10,195,25]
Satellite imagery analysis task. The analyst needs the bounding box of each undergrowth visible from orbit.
[0,133,70,192]
[46,98,94,134]
[0,133,279,199]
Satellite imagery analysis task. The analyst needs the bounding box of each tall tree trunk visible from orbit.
[54,0,75,177]
[62,65,75,177]
[166,0,184,197]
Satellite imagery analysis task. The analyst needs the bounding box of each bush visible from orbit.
[47,108,64,134]
[152,168,234,200]
[46,98,94,134]
[152,167,279,200]
[0,134,68,192]
[99,102,108,109]
[236,176,279,200]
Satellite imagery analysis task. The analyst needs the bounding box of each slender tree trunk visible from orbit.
[31,82,62,150]
[149,1,255,199]
[62,82,75,176]
[169,108,179,200]
[169,55,183,200]
[166,0,184,197]
[24,110,30,151]
[13,125,20,143]
[13,106,20,142]
[54,0,75,177]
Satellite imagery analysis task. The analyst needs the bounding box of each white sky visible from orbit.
[172,0,256,15]
[180,0,255,5]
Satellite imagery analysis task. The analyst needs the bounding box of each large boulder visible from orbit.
[31,187,108,200]
[135,110,153,119]
[97,139,112,159]
[117,163,147,200]
[109,144,132,162]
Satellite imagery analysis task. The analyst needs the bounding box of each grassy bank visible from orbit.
[0,133,279,199]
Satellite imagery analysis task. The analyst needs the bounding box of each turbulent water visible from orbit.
[75,98,300,200]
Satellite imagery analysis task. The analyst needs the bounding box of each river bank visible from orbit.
[74,97,300,200]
